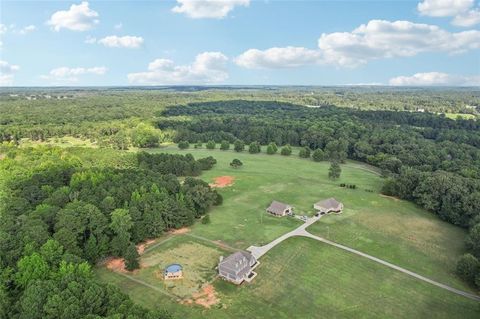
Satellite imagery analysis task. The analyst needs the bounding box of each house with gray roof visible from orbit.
[314,198,343,214]
[266,200,292,217]
[218,251,258,284]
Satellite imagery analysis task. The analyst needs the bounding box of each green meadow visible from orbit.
[95,146,479,318]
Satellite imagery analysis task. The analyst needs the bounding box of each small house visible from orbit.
[314,198,343,214]
[164,264,183,280]
[218,251,258,284]
[266,200,292,217]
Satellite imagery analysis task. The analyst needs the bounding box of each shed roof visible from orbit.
[266,200,291,214]
[314,198,342,210]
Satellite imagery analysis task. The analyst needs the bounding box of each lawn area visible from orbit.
[94,146,478,318]
[96,237,480,319]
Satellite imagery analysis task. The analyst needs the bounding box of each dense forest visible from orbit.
[0,144,220,318]
[1,87,478,149]
[0,88,479,316]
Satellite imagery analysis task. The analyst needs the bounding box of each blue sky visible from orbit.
[1,0,479,86]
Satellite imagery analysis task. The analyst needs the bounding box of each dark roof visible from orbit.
[314,198,342,210]
[165,264,182,273]
[266,200,291,214]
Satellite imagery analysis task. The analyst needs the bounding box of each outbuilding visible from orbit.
[164,264,183,280]
[314,198,343,214]
[266,200,293,217]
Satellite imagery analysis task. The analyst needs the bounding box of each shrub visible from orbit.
[249,141,261,154]
[194,141,203,149]
[197,156,217,170]
[220,140,230,150]
[178,141,189,149]
[456,254,480,284]
[206,140,216,149]
[280,144,292,156]
[299,147,311,158]
[233,140,244,152]
[230,158,243,168]
[266,142,278,155]
[312,149,324,162]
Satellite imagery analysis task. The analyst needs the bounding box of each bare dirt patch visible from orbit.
[104,257,129,273]
[104,239,157,272]
[182,284,219,308]
[210,176,235,188]
[169,227,190,235]
[137,239,156,255]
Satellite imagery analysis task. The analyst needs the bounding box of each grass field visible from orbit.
[94,146,479,318]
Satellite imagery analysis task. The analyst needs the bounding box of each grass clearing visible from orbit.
[90,146,479,317]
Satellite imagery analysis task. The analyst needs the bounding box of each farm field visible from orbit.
[95,146,479,318]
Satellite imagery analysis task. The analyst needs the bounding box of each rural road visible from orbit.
[247,214,480,302]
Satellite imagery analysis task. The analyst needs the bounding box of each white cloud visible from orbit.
[97,35,144,48]
[235,47,322,69]
[318,20,480,67]
[128,52,228,85]
[47,1,99,31]
[41,66,107,83]
[114,23,123,30]
[418,0,480,26]
[0,24,36,35]
[389,72,480,86]
[235,20,480,69]
[0,60,20,86]
[172,0,249,19]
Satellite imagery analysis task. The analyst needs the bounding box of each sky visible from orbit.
[1,0,480,86]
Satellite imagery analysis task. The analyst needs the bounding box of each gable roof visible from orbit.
[219,251,254,271]
[314,198,342,210]
[266,200,291,214]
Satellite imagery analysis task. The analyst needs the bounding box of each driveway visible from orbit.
[247,214,480,302]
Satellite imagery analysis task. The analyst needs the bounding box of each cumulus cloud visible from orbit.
[172,0,249,19]
[41,66,107,83]
[389,72,480,86]
[235,47,322,69]
[0,60,20,86]
[47,1,99,31]
[418,0,480,26]
[128,52,228,85]
[97,35,144,48]
[236,20,480,69]
[317,20,480,67]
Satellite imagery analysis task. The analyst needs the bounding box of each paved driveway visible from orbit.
[247,214,480,302]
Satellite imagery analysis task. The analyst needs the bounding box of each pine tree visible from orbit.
[328,162,341,180]
[124,243,140,271]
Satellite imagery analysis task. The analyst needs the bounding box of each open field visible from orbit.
[97,236,480,319]
[95,146,479,318]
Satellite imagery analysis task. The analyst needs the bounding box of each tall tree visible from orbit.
[328,162,341,180]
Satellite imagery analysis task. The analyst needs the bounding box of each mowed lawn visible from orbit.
[95,146,479,318]
[96,237,480,319]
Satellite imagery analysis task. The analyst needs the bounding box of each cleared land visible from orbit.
[95,146,479,318]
